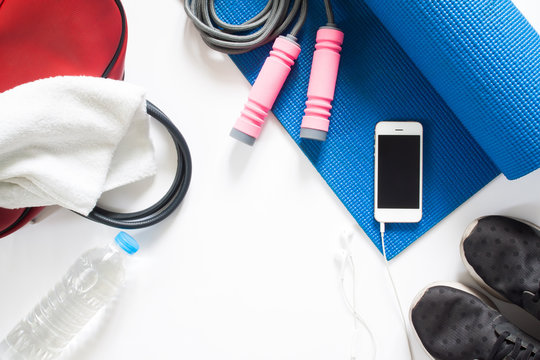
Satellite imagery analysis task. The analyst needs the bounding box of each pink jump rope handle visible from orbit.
[300,27,344,141]
[230,36,301,146]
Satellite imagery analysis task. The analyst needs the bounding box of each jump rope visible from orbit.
[185,1,414,358]
[185,0,344,145]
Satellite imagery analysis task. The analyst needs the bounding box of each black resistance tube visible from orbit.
[82,100,192,229]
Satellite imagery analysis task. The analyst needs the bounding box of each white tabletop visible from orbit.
[1,1,539,359]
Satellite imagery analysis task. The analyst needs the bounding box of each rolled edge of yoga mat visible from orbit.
[364,0,540,180]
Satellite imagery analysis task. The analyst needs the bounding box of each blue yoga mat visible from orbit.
[215,0,540,259]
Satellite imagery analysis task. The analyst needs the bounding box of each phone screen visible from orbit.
[377,135,421,209]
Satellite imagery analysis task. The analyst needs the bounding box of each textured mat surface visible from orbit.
[214,0,540,259]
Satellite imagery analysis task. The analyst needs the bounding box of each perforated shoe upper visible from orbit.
[461,216,540,320]
[411,284,540,360]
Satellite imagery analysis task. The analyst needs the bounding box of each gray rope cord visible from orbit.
[323,0,335,26]
[184,0,322,54]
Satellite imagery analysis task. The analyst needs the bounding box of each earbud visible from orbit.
[340,230,353,250]
[335,231,354,279]
[334,248,349,265]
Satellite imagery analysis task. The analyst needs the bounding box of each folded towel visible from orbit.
[0,76,156,215]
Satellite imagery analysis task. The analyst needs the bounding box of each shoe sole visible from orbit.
[409,281,497,360]
[459,216,540,304]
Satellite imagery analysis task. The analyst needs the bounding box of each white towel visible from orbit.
[0,76,157,215]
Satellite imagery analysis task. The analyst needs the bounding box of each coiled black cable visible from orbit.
[184,0,308,54]
[82,100,192,229]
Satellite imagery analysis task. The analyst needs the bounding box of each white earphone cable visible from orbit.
[379,222,415,360]
[338,236,376,360]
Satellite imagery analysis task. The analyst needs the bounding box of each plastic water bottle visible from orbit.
[0,232,139,360]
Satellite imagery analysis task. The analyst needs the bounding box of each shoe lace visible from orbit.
[488,331,540,360]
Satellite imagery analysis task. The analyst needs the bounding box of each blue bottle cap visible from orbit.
[115,232,140,254]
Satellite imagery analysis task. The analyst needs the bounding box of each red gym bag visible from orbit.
[0,0,128,237]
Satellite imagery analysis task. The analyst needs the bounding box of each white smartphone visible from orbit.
[374,121,423,223]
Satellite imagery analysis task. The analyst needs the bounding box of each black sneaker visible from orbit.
[460,216,540,320]
[410,283,540,360]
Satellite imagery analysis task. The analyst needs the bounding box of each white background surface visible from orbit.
[1,1,539,359]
